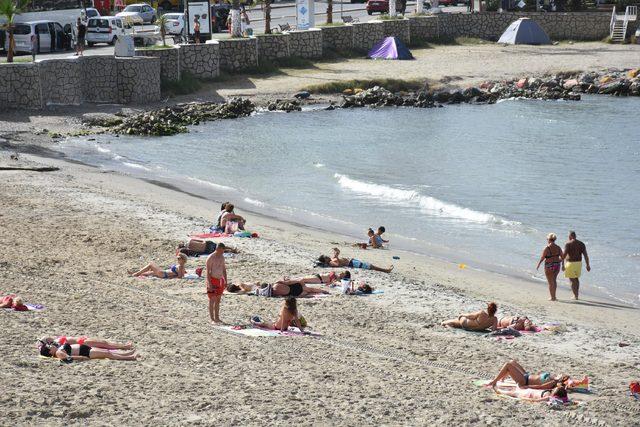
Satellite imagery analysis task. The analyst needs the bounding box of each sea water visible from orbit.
[61,96,640,305]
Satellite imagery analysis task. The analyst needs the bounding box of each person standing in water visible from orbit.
[206,243,227,323]
[536,233,563,301]
[562,231,590,300]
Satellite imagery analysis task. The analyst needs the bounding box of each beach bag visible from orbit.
[631,382,640,395]
[255,284,272,297]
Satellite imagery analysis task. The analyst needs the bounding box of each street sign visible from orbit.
[296,0,314,30]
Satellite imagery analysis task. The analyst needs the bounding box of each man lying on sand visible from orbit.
[227,280,329,297]
[441,302,498,331]
[251,297,305,332]
[38,337,138,362]
[318,248,394,273]
[130,253,187,279]
[177,239,238,257]
[487,360,570,389]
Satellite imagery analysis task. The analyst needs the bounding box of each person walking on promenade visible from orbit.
[562,231,590,300]
[536,233,563,301]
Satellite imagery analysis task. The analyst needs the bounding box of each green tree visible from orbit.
[0,0,29,63]
[157,13,168,46]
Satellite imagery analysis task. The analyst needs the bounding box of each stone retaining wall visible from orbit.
[81,56,119,103]
[287,29,323,58]
[352,21,385,51]
[381,18,411,44]
[218,38,258,71]
[180,42,220,78]
[256,34,290,63]
[137,47,181,82]
[38,59,82,106]
[408,15,439,42]
[117,57,161,104]
[320,25,353,53]
[0,63,42,109]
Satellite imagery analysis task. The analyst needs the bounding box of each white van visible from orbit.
[5,20,70,53]
[86,16,130,46]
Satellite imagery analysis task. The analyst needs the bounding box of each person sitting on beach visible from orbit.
[38,337,138,362]
[317,248,394,273]
[441,302,498,331]
[0,295,28,311]
[536,233,563,301]
[375,226,388,246]
[220,204,246,233]
[215,202,229,230]
[487,360,569,389]
[177,239,238,257]
[493,382,568,402]
[130,253,187,279]
[497,315,537,331]
[251,297,305,332]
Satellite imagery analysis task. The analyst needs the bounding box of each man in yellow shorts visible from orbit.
[562,231,591,300]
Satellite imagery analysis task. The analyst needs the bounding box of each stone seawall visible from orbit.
[81,56,119,103]
[39,59,82,106]
[117,57,161,104]
[381,18,411,44]
[320,25,354,53]
[256,34,290,63]
[287,29,323,58]
[218,38,258,71]
[352,21,385,51]
[137,47,181,82]
[0,63,42,109]
[180,42,220,78]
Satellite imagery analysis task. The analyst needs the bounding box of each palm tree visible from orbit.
[157,13,168,46]
[0,0,29,63]
[263,0,272,34]
[326,0,333,24]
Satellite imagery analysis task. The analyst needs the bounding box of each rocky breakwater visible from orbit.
[112,98,255,136]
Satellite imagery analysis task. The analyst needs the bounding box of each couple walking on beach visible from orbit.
[536,231,590,301]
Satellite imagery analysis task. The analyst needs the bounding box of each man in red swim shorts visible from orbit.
[206,243,227,324]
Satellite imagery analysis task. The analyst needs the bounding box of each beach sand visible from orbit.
[1,146,639,426]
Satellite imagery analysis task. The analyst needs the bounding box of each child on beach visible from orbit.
[375,226,388,246]
[206,243,227,323]
[130,253,187,279]
[251,297,305,332]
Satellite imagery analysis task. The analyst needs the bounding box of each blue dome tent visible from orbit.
[498,18,551,45]
[368,37,414,60]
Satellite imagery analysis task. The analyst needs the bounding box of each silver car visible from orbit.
[116,3,157,24]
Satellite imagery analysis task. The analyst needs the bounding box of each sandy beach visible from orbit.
[1,43,640,425]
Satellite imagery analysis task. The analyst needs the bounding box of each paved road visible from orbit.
[2,2,468,60]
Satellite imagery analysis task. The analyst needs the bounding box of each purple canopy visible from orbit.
[367,37,414,60]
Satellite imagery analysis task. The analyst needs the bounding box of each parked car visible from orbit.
[86,16,130,46]
[366,0,388,14]
[162,12,185,35]
[116,3,157,24]
[81,7,101,20]
[4,21,71,53]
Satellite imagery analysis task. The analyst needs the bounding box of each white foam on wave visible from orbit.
[244,197,265,208]
[334,173,517,226]
[122,162,151,171]
[186,176,235,192]
[314,163,325,168]
[95,145,111,154]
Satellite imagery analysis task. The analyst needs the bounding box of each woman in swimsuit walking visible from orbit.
[536,233,563,301]
[130,253,187,279]
[318,248,394,273]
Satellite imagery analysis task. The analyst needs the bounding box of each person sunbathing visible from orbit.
[487,360,569,389]
[38,336,133,350]
[493,383,568,402]
[177,239,238,257]
[280,271,347,286]
[219,204,246,232]
[251,297,305,332]
[318,248,393,273]
[38,337,138,362]
[227,281,328,297]
[0,295,28,311]
[497,315,536,331]
[130,253,187,279]
[441,302,498,331]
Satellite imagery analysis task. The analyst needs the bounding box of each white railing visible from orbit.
[626,5,637,21]
[610,5,616,35]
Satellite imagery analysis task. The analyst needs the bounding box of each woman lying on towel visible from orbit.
[251,297,305,332]
[487,360,569,389]
[497,315,537,331]
[0,295,28,311]
[441,302,498,332]
[38,337,138,362]
[493,382,568,402]
[226,281,329,297]
[130,253,187,279]
[317,248,394,273]
[177,239,238,257]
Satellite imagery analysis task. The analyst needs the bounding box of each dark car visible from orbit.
[366,0,388,14]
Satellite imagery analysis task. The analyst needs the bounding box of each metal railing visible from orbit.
[609,5,616,35]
